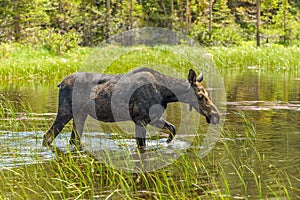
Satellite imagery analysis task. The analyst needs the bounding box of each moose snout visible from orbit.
[210,111,220,125]
[205,111,220,125]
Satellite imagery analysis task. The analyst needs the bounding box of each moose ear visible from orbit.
[196,72,203,83]
[188,69,196,84]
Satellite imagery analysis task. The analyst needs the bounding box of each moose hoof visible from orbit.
[69,139,82,150]
[69,144,83,152]
[166,123,176,143]
[42,135,52,147]
[136,138,146,148]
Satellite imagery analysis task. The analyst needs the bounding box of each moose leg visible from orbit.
[69,113,87,147]
[135,124,147,148]
[150,118,176,143]
[42,113,73,147]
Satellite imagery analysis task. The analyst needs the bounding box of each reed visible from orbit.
[1,44,299,82]
[209,44,300,72]
[0,44,90,82]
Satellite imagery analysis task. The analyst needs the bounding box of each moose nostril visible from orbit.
[212,114,220,124]
[209,111,220,125]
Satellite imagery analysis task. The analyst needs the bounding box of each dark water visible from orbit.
[0,70,300,198]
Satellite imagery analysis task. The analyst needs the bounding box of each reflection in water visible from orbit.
[227,100,300,111]
[0,131,55,168]
[81,133,191,172]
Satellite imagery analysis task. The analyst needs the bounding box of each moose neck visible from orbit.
[162,78,195,105]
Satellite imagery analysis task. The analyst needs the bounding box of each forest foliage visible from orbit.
[0,0,300,54]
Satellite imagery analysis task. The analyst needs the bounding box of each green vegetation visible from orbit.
[0,0,300,49]
[209,43,300,72]
[1,1,299,199]
[0,43,90,81]
[1,44,299,82]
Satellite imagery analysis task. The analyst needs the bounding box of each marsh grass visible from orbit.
[0,44,90,82]
[1,44,299,83]
[0,94,65,133]
[209,44,300,72]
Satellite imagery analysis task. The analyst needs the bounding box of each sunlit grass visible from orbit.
[0,44,91,82]
[1,44,299,83]
[209,44,300,72]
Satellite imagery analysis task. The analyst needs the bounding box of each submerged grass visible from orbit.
[0,94,70,133]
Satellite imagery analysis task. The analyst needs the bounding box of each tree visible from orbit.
[211,0,243,45]
[261,0,279,43]
[0,0,50,43]
[261,0,299,44]
[273,0,295,44]
[257,0,261,46]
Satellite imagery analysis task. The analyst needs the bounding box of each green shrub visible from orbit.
[23,28,81,55]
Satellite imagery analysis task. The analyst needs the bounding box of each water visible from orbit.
[0,69,300,198]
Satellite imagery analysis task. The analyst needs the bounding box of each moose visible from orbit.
[42,68,220,149]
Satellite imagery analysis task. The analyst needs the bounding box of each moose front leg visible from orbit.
[150,118,176,143]
[135,124,147,148]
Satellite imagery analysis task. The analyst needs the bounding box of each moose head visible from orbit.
[188,69,220,125]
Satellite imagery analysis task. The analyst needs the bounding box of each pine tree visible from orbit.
[261,0,279,42]
[211,0,242,45]
[273,0,295,44]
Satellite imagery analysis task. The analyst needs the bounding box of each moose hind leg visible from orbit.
[150,118,176,143]
[69,113,87,148]
[42,114,73,147]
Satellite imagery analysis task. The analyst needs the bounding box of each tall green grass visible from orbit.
[0,94,60,132]
[209,44,300,72]
[1,44,299,83]
[0,44,90,82]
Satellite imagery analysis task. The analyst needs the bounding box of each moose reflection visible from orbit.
[42,68,220,148]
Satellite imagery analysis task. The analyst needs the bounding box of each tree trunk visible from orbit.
[170,0,174,29]
[13,0,21,41]
[105,0,111,39]
[129,0,133,29]
[185,0,189,33]
[160,0,167,26]
[283,1,287,44]
[208,0,213,40]
[256,0,261,47]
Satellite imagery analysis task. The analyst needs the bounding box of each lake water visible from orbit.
[0,68,299,198]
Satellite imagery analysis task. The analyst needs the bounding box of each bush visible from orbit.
[23,28,81,55]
